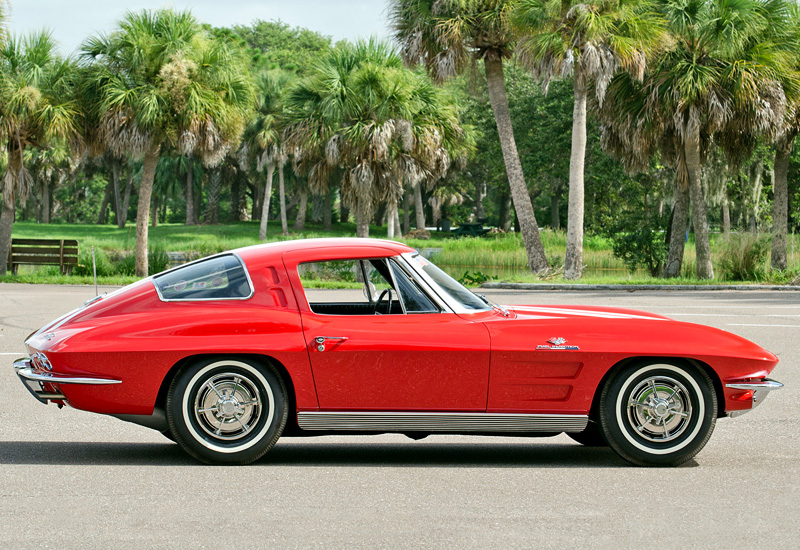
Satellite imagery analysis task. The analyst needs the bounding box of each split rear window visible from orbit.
[152,254,252,301]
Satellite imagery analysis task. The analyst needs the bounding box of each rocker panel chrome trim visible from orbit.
[297,412,588,433]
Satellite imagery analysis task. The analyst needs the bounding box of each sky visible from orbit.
[7,1,392,55]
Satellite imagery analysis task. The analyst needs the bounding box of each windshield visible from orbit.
[406,254,491,311]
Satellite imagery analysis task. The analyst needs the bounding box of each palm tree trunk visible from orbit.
[665,177,689,278]
[278,161,288,235]
[355,199,370,238]
[204,167,221,224]
[323,189,333,231]
[41,180,51,224]
[97,181,113,224]
[185,160,195,225]
[0,199,13,276]
[112,159,124,226]
[414,181,425,229]
[135,142,161,277]
[483,54,548,273]
[564,76,588,279]
[685,127,714,279]
[151,192,159,228]
[550,193,560,230]
[294,189,308,231]
[259,163,275,241]
[475,180,486,220]
[387,198,401,239]
[403,190,411,234]
[119,171,133,229]
[772,131,796,270]
[721,195,731,237]
[749,159,764,233]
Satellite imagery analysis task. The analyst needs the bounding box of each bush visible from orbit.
[74,247,115,277]
[148,243,171,275]
[610,228,667,277]
[719,233,769,280]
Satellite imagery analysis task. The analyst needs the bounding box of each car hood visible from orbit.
[507,304,672,322]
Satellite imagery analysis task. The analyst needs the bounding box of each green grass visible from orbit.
[5,221,800,286]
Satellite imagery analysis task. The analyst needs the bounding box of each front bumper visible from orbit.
[14,357,121,405]
[726,379,783,418]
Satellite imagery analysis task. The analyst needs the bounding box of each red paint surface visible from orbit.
[22,238,779,419]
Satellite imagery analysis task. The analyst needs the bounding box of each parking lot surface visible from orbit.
[1,283,797,549]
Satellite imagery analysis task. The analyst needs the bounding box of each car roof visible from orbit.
[233,238,416,263]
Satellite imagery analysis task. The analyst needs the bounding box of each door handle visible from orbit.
[314,336,348,352]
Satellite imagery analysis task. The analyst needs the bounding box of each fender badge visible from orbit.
[537,337,579,351]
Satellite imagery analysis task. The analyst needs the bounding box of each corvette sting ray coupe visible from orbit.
[14,238,783,466]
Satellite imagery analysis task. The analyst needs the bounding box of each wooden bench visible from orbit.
[7,238,79,275]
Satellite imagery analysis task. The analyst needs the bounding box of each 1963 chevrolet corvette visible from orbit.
[14,238,783,465]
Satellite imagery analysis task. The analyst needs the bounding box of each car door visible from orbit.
[283,248,491,411]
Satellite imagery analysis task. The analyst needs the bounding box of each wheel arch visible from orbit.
[154,353,299,432]
[587,356,725,422]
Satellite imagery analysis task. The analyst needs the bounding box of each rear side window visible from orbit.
[152,254,252,301]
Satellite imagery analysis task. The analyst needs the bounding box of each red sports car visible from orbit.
[14,238,782,465]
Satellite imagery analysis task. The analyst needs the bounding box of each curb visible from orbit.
[481,283,800,292]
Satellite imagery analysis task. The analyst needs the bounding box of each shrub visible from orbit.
[718,233,769,280]
[74,247,115,277]
[148,243,171,275]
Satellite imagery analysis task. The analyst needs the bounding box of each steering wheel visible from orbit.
[373,288,392,315]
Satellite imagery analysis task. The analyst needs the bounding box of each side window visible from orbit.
[152,254,252,301]
[389,260,439,313]
[298,259,392,315]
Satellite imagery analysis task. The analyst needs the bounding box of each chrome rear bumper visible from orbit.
[726,379,783,418]
[14,357,121,405]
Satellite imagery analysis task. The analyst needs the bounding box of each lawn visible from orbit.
[3,220,799,286]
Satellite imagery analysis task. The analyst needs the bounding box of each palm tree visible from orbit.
[512,0,665,279]
[285,41,415,238]
[0,1,8,46]
[771,4,800,271]
[243,70,292,240]
[771,105,799,270]
[390,0,548,273]
[600,0,799,279]
[0,32,79,275]
[80,10,254,275]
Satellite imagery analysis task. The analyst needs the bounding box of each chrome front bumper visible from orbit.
[726,379,783,418]
[14,357,121,405]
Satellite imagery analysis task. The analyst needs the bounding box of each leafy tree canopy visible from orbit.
[232,20,332,73]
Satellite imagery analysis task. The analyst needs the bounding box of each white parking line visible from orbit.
[727,323,800,328]
[0,352,24,355]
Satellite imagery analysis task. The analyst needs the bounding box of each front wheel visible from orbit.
[599,360,717,466]
[166,357,288,464]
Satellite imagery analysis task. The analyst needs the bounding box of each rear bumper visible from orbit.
[14,357,121,405]
[726,379,783,418]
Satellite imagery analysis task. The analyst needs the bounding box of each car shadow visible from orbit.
[0,439,698,468]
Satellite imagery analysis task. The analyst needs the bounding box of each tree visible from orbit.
[512,0,664,279]
[771,5,800,270]
[232,20,332,74]
[390,0,549,273]
[243,70,292,240]
[600,0,799,279]
[81,9,253,276]
[0,32,79,275]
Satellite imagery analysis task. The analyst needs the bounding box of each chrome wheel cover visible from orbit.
[626,375,692,443]
[193,372,263,442]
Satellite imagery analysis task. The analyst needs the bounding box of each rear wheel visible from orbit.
[599,360,716,466]
[166,357,287,464]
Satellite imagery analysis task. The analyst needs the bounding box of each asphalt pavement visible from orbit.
[1,283,797,549]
